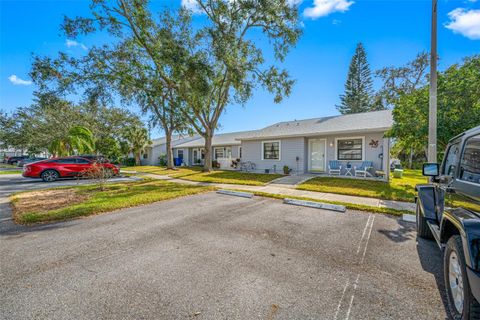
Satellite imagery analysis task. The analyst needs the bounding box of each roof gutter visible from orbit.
[235,127,391,141]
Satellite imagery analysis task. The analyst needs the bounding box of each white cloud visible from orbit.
[65,39,87,50]
[445,8,480,40]
[8,75,32,86]
[287,0,303,6]
[304,0,354,19]
[181,0,203,13]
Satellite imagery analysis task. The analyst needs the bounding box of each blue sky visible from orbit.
[1,0,479,138]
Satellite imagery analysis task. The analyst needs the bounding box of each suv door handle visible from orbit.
[440,186,456,194]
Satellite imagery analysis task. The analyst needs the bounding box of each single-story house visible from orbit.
[237,110,393,178]
[172,130,259,169]
[148,110,393,179]
[141,134,200,166]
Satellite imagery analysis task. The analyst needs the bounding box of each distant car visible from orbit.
[6,156,28,165]
[17,157,47,167]
[22,156,119,182]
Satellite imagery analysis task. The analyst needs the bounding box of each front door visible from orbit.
[309,139,326,172]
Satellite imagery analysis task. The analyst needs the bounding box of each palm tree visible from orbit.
[49,126,95,156]
[123,126,151,166]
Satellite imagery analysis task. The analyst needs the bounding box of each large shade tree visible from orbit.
[58,0,302,172]
[389,55,480,162]
[376,52,430,167]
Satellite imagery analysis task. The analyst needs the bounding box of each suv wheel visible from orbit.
[445,235,480,320]
[416,201,433,239]
[41,170,59,182]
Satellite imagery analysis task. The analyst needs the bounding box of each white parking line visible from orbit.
[333,279,350,320]
[333,214,376,320]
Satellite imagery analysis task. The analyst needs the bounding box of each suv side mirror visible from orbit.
[423,163,439,177]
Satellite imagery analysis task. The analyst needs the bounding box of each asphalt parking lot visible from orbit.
[0,190,448,320]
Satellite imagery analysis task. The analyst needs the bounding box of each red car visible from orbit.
[22,156,119,182]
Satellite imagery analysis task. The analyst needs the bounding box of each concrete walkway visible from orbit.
[138,173,416,212]
[267,174,318,187]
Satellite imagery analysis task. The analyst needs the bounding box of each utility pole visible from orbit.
[428,0,438,163]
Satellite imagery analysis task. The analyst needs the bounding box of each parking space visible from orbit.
[0,192,447,319]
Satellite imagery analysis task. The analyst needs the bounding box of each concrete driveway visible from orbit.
[0,191,448,320]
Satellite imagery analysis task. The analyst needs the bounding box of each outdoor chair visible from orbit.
[328,160,342,175]
[354,161,374,178]
[240,161,256,172]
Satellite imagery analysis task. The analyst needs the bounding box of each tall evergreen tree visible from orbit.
[337,43,376,114]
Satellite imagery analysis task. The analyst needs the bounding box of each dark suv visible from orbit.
[416,125,480,319]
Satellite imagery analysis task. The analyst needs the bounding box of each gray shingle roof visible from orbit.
[236,110,393,141]
[174,130,259,148]
[151,134,200,147]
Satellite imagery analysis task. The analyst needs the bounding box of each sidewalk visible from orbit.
[138,172,416,212]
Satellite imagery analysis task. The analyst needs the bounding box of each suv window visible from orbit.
[460,134,480,184]
[443,141,461,177]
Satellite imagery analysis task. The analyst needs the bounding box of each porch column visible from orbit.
[383,137,390,182]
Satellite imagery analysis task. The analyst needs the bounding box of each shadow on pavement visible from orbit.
[377,219,415,243]
[417,237,450,320]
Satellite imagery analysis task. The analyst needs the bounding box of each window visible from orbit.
[52,158,77,164]
[262,141,280,160]
[177,149,184,160]
[443,141,461,177]
[143,153,148,159]
[214,148,224,159]
[337,138,363,160]
[460,135,480,184]
[214,147,232,159]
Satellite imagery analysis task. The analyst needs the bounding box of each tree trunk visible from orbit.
[135,152,141,166]
[203,128,213,172]
[165,129,174,169]
[408,148,414,169]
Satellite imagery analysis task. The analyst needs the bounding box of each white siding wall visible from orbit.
[241,137,306,174]
[241,131,388,174]
[141,144,167,166]
[174,145,240,166]
[319,132,386,172]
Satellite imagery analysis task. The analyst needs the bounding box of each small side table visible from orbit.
[345,166,353,176]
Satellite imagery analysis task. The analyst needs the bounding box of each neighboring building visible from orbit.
[172,130,259,169]
[141,135,200,166]
[237,110,393,177]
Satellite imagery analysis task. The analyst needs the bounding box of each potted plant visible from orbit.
[283,165,291,175]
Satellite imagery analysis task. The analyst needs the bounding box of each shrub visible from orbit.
[159,154,167,166]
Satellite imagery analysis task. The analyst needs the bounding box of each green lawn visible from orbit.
[0,170,22,175]
[11,179,214,224]
[297,169,427,203]
[0,164,16,168]
[127,166,284,186]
